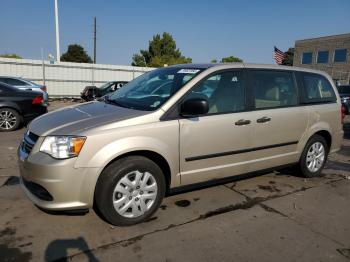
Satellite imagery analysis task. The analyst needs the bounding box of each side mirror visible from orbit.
[180,98,209,117]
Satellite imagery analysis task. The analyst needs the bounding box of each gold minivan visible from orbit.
[18,64,344,225]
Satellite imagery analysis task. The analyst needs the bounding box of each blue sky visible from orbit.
[0,0,349,65]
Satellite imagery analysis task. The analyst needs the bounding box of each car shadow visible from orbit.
[45,237,99,261]
[325,160,350,172]
[35,205,89,216]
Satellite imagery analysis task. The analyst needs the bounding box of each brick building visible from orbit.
[293,33,350,84]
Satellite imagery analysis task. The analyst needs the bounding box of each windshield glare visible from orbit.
[109,67,203,111]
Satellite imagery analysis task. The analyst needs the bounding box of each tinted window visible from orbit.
[302,52,313,64]
[302,73,336,102]
[4,78,27,86]
[317,51,329,64]
[251,70,298,109]
[334,49,347,63]
[338,85,350,94]
[185,70,245,114]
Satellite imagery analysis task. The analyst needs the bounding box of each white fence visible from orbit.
[0,57,154,97]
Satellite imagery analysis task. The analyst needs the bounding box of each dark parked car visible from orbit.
[338,85,350,114]
[0,82,47,132]
[81,81,128,101]
[0,76,49,103]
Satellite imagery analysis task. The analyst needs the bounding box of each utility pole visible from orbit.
[54,0,60,62]
[93,17,96,64]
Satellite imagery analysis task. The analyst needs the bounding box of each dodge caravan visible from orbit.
[18,63,344,225]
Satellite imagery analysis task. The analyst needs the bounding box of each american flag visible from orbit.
[274,46,285,65]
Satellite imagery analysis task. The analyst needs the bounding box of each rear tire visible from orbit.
[95,156,166,226]
[298,135,329,178]
[0,108,21,132]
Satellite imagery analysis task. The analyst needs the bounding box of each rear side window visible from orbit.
[251,70,298,109]
[4,78,27,86]
[301,73,336,103]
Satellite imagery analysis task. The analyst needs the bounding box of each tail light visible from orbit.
[32,95,43,105]
[40,86,47,92]
[341,105,346,124]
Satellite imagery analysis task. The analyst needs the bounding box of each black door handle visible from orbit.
[235,119,251,126]
[257,117,271,123]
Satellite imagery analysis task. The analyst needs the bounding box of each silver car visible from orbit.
[18,63,344,225]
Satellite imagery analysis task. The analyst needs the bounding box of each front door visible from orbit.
[179,70,255,185]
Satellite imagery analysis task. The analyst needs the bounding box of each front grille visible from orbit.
[22,177,53,201]
[21,132,39,155]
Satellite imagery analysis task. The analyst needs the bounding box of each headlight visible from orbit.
[40,136,86,159]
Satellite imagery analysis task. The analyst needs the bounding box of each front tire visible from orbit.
[0,108,21,132]
[299,135,329,178]
[95,156,166,226]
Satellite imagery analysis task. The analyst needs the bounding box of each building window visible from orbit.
[317,51,329,64]
[334,49,347,63]
[301,52,313,64]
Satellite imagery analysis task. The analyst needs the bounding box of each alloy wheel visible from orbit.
[306,142,325,173]
[0,110,17,130]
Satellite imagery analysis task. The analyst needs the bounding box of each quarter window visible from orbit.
[334,49,347,63]
[301,73,336,102]
[251,70,298,109]
[302,52,313,64]
[185,70,245,114]
[317,51,329,64]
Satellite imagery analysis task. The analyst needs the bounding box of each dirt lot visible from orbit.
[0,101,349,261]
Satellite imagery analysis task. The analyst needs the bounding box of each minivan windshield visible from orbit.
[108,67,203,111]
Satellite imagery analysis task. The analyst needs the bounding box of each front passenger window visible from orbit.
[185,71,245,114]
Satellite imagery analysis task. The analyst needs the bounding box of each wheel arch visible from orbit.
[313,130,332,149]
[100,150,172,194]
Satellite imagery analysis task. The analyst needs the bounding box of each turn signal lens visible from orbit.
[71,137,86,155]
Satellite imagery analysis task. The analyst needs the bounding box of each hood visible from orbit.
[29,101,149,136]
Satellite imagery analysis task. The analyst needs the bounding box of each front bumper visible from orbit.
[18,141,100,210]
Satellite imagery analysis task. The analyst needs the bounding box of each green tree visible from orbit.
[211,59,217,63]
[132,32,192,67]
[60,44,92,63]
[282,48,294,66]
[221,56,243,63]
[0,53,22,59]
